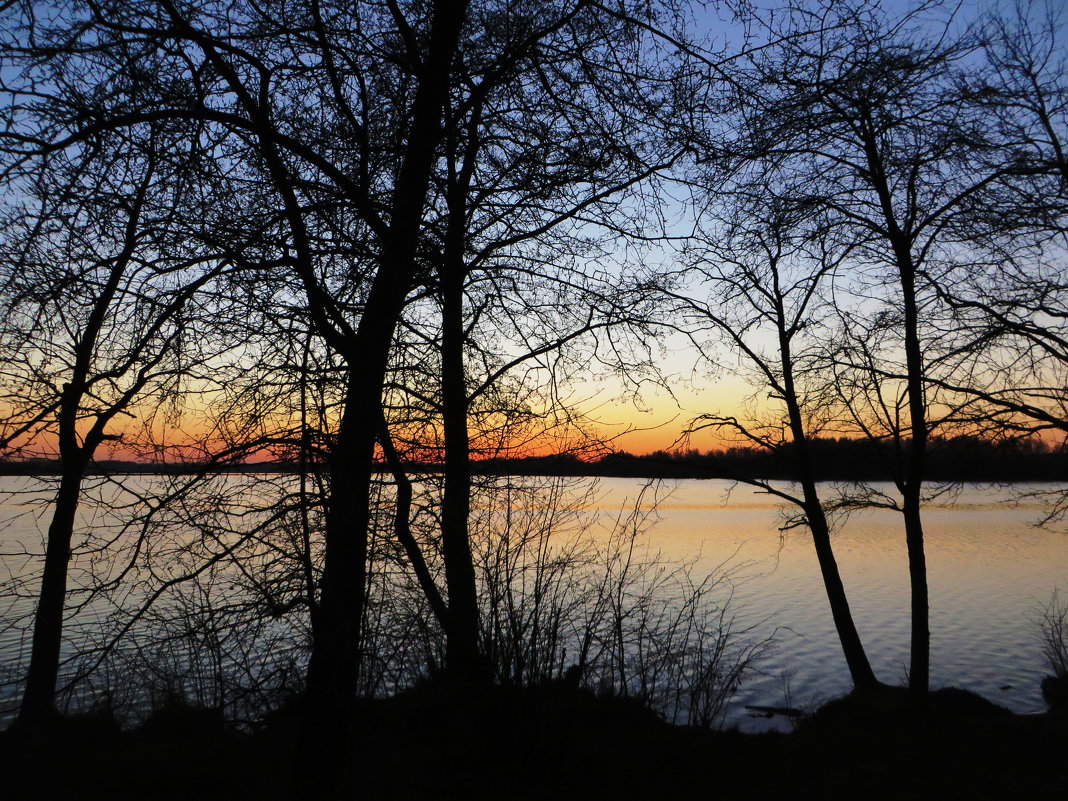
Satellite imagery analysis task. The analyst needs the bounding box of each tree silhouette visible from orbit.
[0,126,234,726]
[718,0,1067,697]
[670,181,880,691]
[404,1,686,681]
[0,0,692,742]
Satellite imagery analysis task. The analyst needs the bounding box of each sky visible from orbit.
[4,0,1065,463]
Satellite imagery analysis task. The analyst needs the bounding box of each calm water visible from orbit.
[1,475,1065,730]
[593,478,1068,729]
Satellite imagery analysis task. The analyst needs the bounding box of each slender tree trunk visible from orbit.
[440,265,484,682]
[15,179,146,727]
[898,258,931,699]
[16,463,86,727]
[802,489,880,690]
[861,119,931,699]
[901,489,929,696]
[780,333,879,691]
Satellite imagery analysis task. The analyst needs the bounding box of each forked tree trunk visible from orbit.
[300,0,471,750]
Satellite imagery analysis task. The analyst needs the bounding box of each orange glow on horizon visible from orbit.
[10,380,1057,465]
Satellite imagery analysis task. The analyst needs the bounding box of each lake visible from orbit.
[598,478,1068,729]
[1,475,1065,730]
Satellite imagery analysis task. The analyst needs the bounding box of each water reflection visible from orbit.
[597,479,1066,729]
[1,475,1064,730]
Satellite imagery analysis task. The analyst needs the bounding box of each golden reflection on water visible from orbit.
[587,478,1067,729]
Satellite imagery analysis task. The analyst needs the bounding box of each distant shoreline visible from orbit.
[2,439,1064,483]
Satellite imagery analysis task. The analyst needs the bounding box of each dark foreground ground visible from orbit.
[2,684,1065,800]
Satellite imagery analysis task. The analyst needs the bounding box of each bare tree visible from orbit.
[916,2,1068,447]
[668,182,880,691]
[0,126,234,726]
[0,0,472,726]
[0,0,694,739]
[718,0,1062,697]
[394,1,687,681]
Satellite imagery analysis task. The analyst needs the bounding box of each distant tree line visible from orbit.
[5,435,1061,483]
[608,437,1066,482]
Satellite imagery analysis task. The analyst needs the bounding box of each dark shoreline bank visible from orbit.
[2,684,1066,800]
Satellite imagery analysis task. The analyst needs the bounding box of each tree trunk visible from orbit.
[862,118,931,699]
[440,265,484,682]
[305,376,373,714]
[803,491,880,690]
[780,340,879,691]
[899,258,931,699]
[902,490,930,697]
[17,464,85,727]
[298,9,471,795]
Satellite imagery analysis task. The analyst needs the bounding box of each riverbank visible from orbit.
[2,684,1065,800]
